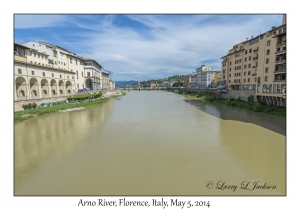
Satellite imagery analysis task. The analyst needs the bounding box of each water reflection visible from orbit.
[184,99,286,136]
[14,101,114,191]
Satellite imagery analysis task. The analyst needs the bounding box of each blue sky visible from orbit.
[14,14,283,81]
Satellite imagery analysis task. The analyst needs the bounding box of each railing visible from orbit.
[252,73,257,76]
[277,40,286,45]
[253,49,259,53]
[252,65,257,68]
[273,79,286,82]
[253,57,258,60]
[275,59,286,63]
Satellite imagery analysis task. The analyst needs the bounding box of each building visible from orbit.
[191,72,197,88]
[83,58,103,91]
[220,14,286,106]
[196,65,216,88]
[102,70,111,90]
[22,41,86,92]
[214,71,221,87]
[183,75,191,87]
[14,43,76,110]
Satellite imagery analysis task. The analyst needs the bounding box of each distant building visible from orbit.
[83,58,103,91]
[183,75,191,87]
[191,72,197,88]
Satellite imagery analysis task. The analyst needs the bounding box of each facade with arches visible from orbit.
[14,43,76,105]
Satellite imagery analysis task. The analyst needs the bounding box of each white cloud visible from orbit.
[15,14,283,80]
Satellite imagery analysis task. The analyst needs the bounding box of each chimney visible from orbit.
[282,14,286,25]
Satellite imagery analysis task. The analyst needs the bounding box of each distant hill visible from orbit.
[115,80,138,87]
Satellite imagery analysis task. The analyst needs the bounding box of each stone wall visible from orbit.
[14,96,69,112]
[221,89,256,101]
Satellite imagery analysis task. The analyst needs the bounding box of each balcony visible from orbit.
[253,48,259,53]
[275,49,286,55]
[276,40,286,46]
[252,73,257,76]
[14,55,27,62]
[273,79,286,82]
[275,58,286,64]
[252,65,257,69]
[253,57,258,60]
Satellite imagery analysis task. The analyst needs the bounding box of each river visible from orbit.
[14,90,286,195]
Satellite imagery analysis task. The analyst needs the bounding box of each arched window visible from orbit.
[43,90,47,95]
[19,90,25,97]
[67,90,71,93]
[32,90,37,96]
[60,90,63,94]
[52,90,56,95]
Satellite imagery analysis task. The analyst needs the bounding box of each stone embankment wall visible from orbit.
[166,88,256,101]
[221,89,256,101]
[14,96,69,112]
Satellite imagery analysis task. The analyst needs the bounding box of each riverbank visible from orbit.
[173,90,286,117]
[14,91,126,122]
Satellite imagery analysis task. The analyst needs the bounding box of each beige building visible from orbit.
[14,43,76,103]
[221,14,286,106]
[102,71,110,90]
[83,58,103,91]
[214,71,221,87]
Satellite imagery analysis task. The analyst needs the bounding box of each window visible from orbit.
[245,50,247,54]
[76,60,78,65]
[249,49,252,53]
[72,76,74,79]
[248,64,251,68]
[60,74,62,78]
[266,58,269,64]
[249,56,252,61]
[267,40,271,46]
[248,78,250,82]
[38,54,40,58]
[229,74,231,77]
[82,72,83,77]
[70,58,72,64]
[244,72,246,76]
[269,84,272,93]
[77,84,79,89]
[277,84,281,93]
[253,85,256,90]
[43,90,47,95]
[244,65,246,69]
[230,62,231,65]
[265,76,268,81]
[34,53,36,57]
[43,72,45,76]
[245,57,247,62]
[248,71,250,75]
[18,69,22,74]
[265,67,268,73]
[59,61,60,64]
[60,90,63,94]
[87,72,91,77]
[42,55,44,59]
[260,34,264,40]
[266,49,270,55]
[67,76,69,79]
[32,71,34,75]
[52,73,54,77]
[82,84,84,88]
[279,29,282,34]
[257,85,260,93]
[274,84,277,93]
[230,68,231,71]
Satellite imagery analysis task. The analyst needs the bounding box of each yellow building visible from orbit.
[220,14,286,106]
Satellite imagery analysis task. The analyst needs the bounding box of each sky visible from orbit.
[14,14,284,81]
